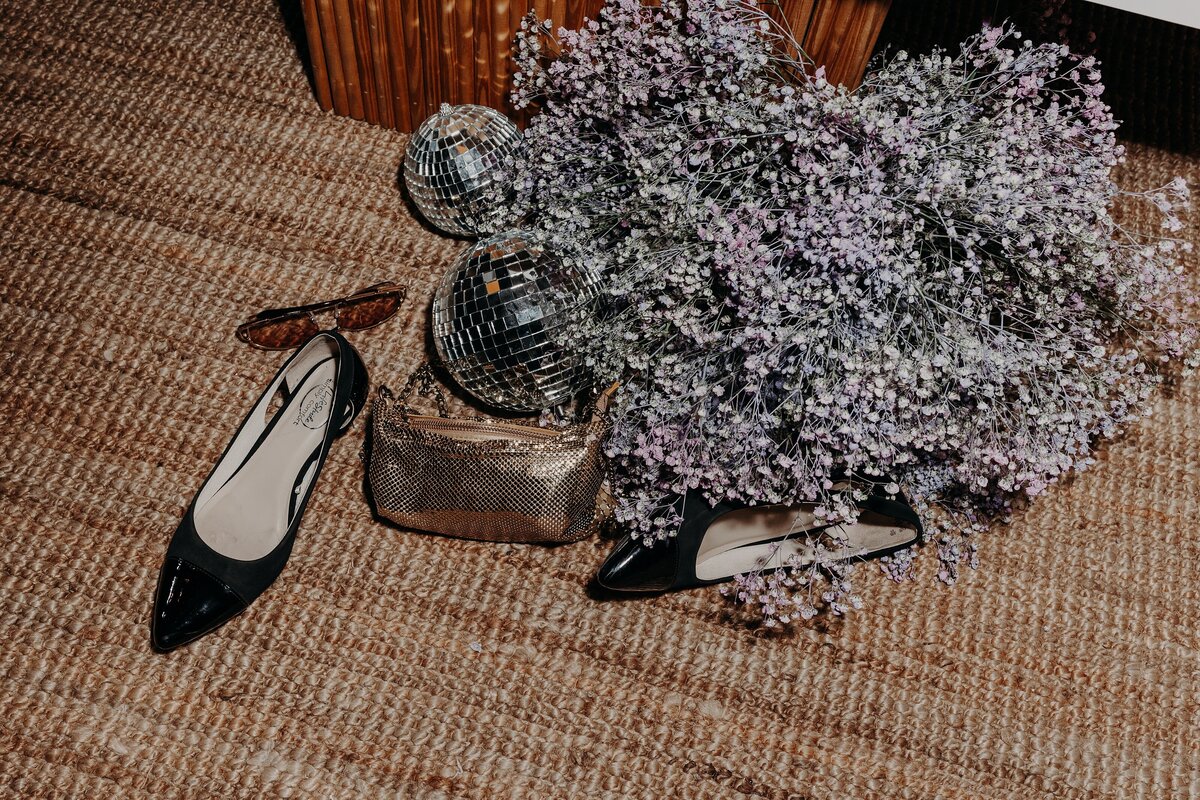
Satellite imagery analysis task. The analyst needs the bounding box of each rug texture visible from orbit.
[1,1,1198,798]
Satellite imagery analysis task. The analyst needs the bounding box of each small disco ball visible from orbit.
[404,103,523,238]
[432,230,600,411]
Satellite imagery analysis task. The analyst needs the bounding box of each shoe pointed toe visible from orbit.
[151,558,246,651]
[597,535,677,593]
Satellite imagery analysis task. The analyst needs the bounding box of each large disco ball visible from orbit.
[404,103,523,238]
[432,230,600,411]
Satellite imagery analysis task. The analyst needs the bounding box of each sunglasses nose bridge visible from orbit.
[330,305,352,330]
[309,307,339,329]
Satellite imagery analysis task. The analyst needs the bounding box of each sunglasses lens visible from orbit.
[239,315,320,349]
[336,293,402,331]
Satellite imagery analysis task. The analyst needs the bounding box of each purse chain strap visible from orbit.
[379,362,450,420]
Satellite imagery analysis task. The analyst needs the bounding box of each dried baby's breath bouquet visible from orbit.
[512,0,1196,623]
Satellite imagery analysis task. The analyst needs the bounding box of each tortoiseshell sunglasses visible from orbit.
[235,282,407,350]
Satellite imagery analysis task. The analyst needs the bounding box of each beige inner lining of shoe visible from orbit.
[194,357,337,562]
[694,506,916,581]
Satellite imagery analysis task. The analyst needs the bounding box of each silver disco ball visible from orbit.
[432,230,600,411]
[404,103,523,238]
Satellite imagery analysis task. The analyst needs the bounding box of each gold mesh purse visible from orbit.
[367,365,615,544]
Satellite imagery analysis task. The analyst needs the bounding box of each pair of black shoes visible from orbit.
[151,332,920,649]
[595,487,922,593]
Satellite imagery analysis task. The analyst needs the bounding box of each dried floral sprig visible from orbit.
[512,0,1196,624]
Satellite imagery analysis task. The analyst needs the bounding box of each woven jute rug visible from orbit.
[1,1,1197,798]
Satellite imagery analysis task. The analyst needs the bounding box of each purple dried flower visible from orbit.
[514,3,1197,626]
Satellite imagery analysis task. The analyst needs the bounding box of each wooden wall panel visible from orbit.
[300,0,889,132]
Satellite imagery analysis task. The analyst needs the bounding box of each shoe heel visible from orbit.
[338,340,369,434]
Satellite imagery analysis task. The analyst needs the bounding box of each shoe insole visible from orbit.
[194,359,337,562]
[695,507,916,581]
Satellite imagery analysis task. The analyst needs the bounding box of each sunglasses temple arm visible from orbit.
[251,284,406,321]
[250,298,343,321]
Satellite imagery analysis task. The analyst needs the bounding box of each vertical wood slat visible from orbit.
[382,0,412,130]
[300,0,333,110]
[803,0,892,88]
[454,0,475,106]
[564,0,584,32]
[473,0,494,109]
[493,0,514,115]
[331,0,365,118]
[314,0,349,114]
[363,0,393,127]
[437,0,458,105]
[766,0,817,41]
[417,0,437,114]
[351,0,379,121]
[547,0,566,31]
[302,0,886,132]
[399,0,425,126]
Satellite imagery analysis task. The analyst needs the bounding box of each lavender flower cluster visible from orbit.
[512,1,1196,622]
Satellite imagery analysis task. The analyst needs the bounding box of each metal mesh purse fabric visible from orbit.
[367,365,613,544]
